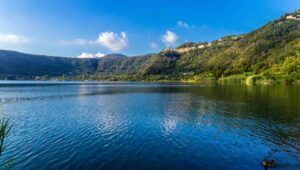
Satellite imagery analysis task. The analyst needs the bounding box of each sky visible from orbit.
[0,0,299,58]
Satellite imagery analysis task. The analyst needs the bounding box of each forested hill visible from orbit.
[0,50,153,80]
[138,10,300,84]
[0,10,299,84]
[0,50,98,77]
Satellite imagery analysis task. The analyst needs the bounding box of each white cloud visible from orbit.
[95,31,128,51]
[177,21,193,28]
[94,52,105,58]
[77,52,94,58]
[0,34,31,44]
[177,21,188,28]
[77,52,105,58]
[59,38,88,46]
[58,31,129,52]
[162,30,178,47]
[150,42,158,49]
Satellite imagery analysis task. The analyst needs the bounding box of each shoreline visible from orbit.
[0,77,299,86]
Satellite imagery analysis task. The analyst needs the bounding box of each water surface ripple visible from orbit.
[0,82,299,170]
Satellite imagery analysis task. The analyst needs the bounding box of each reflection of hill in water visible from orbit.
[152,85,300,156]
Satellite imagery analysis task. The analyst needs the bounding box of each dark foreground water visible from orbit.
[0,81,299,170]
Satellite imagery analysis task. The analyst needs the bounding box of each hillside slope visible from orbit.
[0,50,98,78]
[0,51,152,79]
[0,10,299,84]
[140,10,300,84]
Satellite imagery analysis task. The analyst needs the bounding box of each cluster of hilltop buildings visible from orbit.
[164,35,242,53]
[285,14,300,20]
[164,12,300,54]
[174,43,212,53]
[161,12,299,54]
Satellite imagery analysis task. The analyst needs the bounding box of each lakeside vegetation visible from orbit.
[0,108,12,156]
[0,118,11,155]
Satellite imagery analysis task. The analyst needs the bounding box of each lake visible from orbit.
[0,81,299,169]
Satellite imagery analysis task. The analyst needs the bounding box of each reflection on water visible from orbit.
[0,82,299,169]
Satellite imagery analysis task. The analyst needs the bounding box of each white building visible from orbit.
[286,15,300,20]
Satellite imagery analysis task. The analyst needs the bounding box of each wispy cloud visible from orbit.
[162,30,178,47]
[177,21,193,28]
[0,34,31,44]
[95,32,128,51]
[59,38,88,46]
[77,52,105,58]
[150,42,158,49]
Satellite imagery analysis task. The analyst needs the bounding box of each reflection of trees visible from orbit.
[75,84,300,155]
[192,85,300,154]
[152,85,300,154]
[180,85,300,123]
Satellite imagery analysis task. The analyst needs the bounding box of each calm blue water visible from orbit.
[0,81,299,169]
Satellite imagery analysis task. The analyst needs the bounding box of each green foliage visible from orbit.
[281,56,300,74]
[246,75,262,85]
[0,117,12,155]
[141,51,180,75]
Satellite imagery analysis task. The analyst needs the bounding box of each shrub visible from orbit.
[282,56,300,74]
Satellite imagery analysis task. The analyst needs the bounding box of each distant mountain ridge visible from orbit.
[0,50,153,79]
[0,10,299,84]
[102,53,127,59]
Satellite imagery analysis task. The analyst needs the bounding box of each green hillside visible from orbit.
[0,10,299,84]
[137,10,300,84]
[0,51,152,80]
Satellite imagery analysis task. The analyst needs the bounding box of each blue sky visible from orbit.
[0,0,299,58]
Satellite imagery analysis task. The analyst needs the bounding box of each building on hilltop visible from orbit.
[286,14,300,20]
